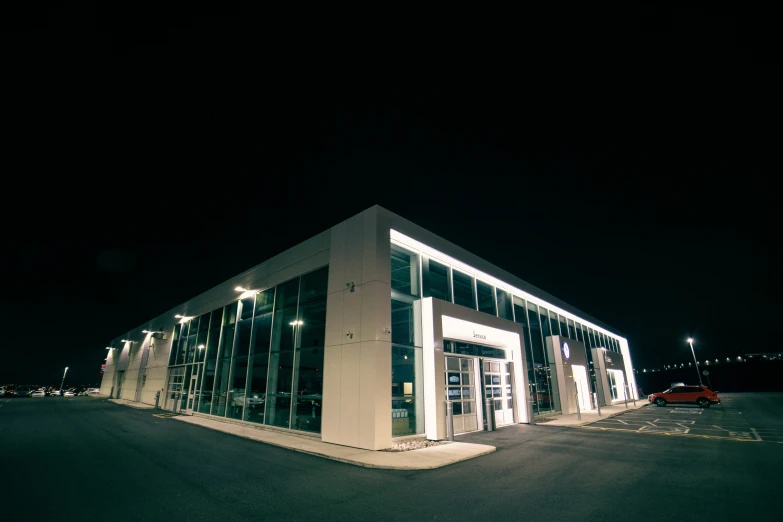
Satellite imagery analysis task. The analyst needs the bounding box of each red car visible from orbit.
[648,385,720,408]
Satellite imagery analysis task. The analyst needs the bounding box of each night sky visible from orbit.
[1,6,777,386]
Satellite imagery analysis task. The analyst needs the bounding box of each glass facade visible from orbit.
[166,266,328,434]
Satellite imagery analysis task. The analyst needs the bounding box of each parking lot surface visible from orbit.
[1,394,782,521]
[580,393,783,442]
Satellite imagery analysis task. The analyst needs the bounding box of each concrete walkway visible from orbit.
[108,398,155,410]
[536,399,649,426]
[172,415,496,470]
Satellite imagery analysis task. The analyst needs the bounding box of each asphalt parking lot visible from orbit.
[2,393,782,521]
[580,392,783,443]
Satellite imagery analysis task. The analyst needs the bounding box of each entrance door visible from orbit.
[481,359,515,427]
[445,356,478,434]
[185,366,199,414]
[571,365,592,412]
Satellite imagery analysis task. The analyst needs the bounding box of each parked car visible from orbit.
[648,385,720,408]
[48,389,61,397]
[12,387,32,398]
[31,390,46,397]
[0,387,5,397]
[87,388,101,395]
[63,391,75,397]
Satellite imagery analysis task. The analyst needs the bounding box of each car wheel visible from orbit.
[697,398,710,408]
[655,398,667,407]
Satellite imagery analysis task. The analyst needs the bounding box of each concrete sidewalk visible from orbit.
[108,398,155,410]
[172,415,495,470]
[536,399,649,426]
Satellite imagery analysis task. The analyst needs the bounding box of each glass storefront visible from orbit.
[165,266,328,434]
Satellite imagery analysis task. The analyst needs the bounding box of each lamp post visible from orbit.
[59,366,69,395]
[687,338,704,386]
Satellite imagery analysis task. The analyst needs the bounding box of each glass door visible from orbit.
[185,365,200,414]
[445,356,478,434]
[482,359,515,426]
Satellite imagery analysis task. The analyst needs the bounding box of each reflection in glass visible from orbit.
[391,299,415,346]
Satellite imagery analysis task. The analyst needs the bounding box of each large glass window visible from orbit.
[588,328,596,349]
[211,302,238,417]
[392,345,423,437]
[575,322,584,343]
[452,270,475,309]
[443,340,506,359]
[497,289,513,320]
[391,245,420,297]
[266,278,299,429]
[197,310,222,414]
[168,324,181,366]
[176,321,190,365]
[528,303,554,414]
[422,258,451,302]
[567,319,576,340]
[291,266,328,433]
[391,299,415,346]
[476,280,496,316]
[226,297,254,420]
[539,306,559,413]
[245,288,274,425]
[513,297,535,410]
[549,311,560,336]
[559,315,568,339]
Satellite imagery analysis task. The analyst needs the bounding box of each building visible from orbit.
[100,205,638,450]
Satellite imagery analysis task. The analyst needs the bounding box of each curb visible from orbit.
[172,416,496,470]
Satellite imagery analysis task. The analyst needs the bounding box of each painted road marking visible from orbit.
[670,409,703,414]
[576,425,761,442]
[751,428,763,441]
[640,426,690,434]
[728,431,753,440]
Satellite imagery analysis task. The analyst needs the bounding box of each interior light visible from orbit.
[289,320,304,326]
[235,286,247,292]
[198,345,205,349]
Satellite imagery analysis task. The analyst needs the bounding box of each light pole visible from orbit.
[687,338,704,386]
[59,366,69,395]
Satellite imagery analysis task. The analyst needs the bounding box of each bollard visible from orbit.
[484,398,496,431]
[155,390,161,410]
[445,400,454,441]
[630,384,636,406]
[575,382,581,421]
[594,392,601,416]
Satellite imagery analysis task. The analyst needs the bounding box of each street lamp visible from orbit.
[59,366,69,395]
[687,338,704,386]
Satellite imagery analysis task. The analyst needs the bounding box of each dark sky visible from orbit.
[1,5,777,386]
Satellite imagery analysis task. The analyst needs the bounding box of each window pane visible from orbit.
[567,319,576,339]
[240,296,254,321]
[391,299,415,346]
[299,266,329,304]
[575,323,584,343]
[254,287,275,317]
[423,258,451,302]
[168,324,181,366]
[275,278,300,311]
[266,349,294,428]
[497,289,513,320]
[226,356,248,420]
[559,316,568,338]
[292,346,323,433]
[549,311,560,336]
[476,280,496,316]
[390,245,420,297]
[452,270,475,309]
[392,345,423,437]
